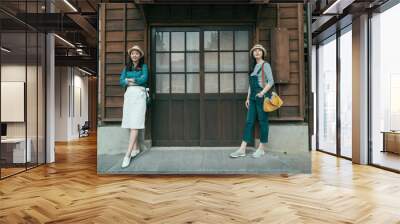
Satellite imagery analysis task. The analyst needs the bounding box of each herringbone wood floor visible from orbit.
[1,135,400,224]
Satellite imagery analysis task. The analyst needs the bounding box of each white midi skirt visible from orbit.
[121,86,146,129]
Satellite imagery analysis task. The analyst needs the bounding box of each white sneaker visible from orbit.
[230,149,246,158]
[130,150,140,158]
[121,156,131,168]
[252,148,265,158]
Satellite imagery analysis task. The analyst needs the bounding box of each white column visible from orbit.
[352,14,369,164]
[45,0,56,163]
[46,32,55,163]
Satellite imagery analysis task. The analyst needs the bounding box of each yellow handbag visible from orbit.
[264,92,283,112]
[261,63,283,112]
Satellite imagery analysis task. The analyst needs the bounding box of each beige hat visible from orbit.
[127,45,144,58]
[249,44,266,57]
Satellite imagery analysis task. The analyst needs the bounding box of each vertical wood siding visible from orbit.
[257,4,304,120]
[100,3,146,122]
[99,3,305,122]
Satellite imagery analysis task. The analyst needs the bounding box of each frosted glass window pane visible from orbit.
[235,31,249,50]
[186,53,199,72]
[220,52,233,72]
[235,73,248,93]
[235,52,249,72]
[156,74,170,93]
[171,32,184,51]
[171,74,185,93]
[204,31,218,51]
[171,53,184,72]
[205,52,218,72]
[187,74,200,93]
[186,32,199,51]
[220,73,234,93]
[156,53,169,73]
[220,31,233,50]
[156,32,169,51]
[205,73,218,93]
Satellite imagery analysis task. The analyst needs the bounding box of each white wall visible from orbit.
[73,72,89,138]
[55,66,68,141]
[55,67,89,141]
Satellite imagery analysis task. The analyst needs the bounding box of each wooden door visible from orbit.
[151,27,251,146]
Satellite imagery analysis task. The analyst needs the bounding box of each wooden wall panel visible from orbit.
[105,53,124,64]
[279,107,300,118]
[257,3,304,120]
[105,64,123,74]
[127,9,143,20]
[105,107,122,119]
[105,86,124,96]
[106,22,125,31]
[99,3,146,122]
[126,31,145,41]
[279,8,298,18]
[105,74,120,85]
[290,72,300,83]
[279,84,299,95]
[105,42,124,52]
[105,96,123,107]
[106,31,124,41]
[271,28,290,83]
[145,5,257,22]
[280,18,298,29]
[88,77,97,132]
[105,10,124,20]
[126,21,146,30]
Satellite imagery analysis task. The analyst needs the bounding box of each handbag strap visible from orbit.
[261,62,265,87]
[259,62,277,95]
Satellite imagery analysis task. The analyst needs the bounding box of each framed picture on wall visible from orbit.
[1,81,25,122]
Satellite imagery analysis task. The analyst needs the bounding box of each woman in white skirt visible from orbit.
[120,45,148,168]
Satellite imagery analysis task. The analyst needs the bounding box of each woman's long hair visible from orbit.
[126,54,145,71]
[250,50,265,71]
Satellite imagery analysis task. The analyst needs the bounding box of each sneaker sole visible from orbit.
[230,154,246,158]
[121,162,131,168]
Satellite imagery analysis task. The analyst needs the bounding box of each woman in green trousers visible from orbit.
[230,44,274,158]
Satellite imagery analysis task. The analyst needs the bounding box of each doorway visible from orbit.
[151,26,252,146]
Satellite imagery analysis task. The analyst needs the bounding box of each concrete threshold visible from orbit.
[149,146,253,151]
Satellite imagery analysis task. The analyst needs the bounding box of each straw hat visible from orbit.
[127,45,144,58]
[249,44,266,57]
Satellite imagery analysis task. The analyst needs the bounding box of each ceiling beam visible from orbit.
[66,13,97,47]
[322,0,355,14]
[55,55,96,71]
[51,0,97,47]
